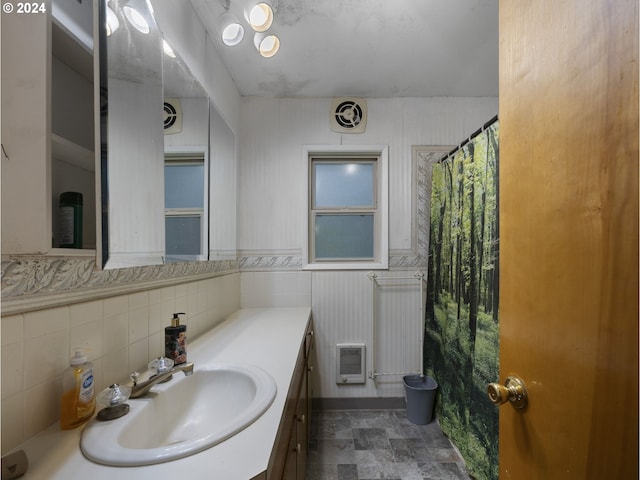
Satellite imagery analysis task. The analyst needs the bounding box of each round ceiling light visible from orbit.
[222,22,245,46]
[248,3,274,32]
[254,33,280,58]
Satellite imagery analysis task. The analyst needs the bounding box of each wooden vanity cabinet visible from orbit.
[267,317,315,480]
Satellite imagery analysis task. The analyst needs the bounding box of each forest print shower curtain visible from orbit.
[425,119,499,480]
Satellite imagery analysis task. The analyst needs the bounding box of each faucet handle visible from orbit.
[130,371,140,385]
[149,356,174,374]
[97,383,132,407]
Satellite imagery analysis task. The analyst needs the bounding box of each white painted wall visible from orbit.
[238,96,498,400]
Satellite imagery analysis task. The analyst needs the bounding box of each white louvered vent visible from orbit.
[164,98,183,135]
[330,97,367,134]
[336,343,366,384]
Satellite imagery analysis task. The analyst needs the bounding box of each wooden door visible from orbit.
[498,1,638,478]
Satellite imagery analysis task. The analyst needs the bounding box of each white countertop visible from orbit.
[14,307,312,480]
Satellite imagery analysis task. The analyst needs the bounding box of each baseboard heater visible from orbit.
[336,343,366,384]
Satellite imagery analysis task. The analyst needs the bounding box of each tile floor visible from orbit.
[306,410,471,480]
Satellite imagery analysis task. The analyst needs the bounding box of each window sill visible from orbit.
[302,261,388,271]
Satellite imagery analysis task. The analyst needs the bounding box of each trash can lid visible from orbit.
[403,375,438,390]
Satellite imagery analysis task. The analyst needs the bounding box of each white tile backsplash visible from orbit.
[1,314,23,345]
[24,330,69,389]
[128,306,150,344]
[102,311,129,356]
[1,393,24,449]
[69,319,103,361]
[24,306,69,339]
[1,342,24,399]
[128,291,149,310]
[69,300,103,328]
[24,377,60,440]
[148,301,165,335]
[1,272,240,454]
[129,337,150,374]
[103,295,128,318]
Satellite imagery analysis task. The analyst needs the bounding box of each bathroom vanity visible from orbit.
[9,307,313,480]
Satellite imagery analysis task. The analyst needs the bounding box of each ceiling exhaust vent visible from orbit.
[163,98,183,135]
[330,97,367,134]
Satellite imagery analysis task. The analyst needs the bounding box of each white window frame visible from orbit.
[164,148,209,262]
[303,145,389,270]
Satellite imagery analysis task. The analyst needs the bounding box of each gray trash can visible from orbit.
[403,374,438,425]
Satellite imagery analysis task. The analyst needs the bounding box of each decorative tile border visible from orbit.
[238,251,303,271]
[1,255,238,315]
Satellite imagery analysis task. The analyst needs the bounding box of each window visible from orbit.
[304,145,388,270]
[164,153,208,262]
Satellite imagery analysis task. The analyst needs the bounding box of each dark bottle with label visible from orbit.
[165,312,187,365]
[59,191,83,248]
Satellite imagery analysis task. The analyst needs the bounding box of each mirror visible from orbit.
[98,0,165,268]
[162,42,209,263]
[98,0,237,269]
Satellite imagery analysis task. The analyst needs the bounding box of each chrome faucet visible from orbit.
[129,358,194,399]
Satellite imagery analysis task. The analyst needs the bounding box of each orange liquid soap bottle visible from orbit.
[60,350,96,430]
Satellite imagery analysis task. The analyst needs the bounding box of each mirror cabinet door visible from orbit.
[98,0,165,269]
[97,0,237,269]
[162,40,210,263]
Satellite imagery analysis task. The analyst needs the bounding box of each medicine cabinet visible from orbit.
[1,0,238,270]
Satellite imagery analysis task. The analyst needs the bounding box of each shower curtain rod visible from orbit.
[438,114,498,163]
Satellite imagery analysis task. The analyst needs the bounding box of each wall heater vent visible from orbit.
[336,343,366,384]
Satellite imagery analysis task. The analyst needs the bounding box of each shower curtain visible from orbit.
[424,118,499,480]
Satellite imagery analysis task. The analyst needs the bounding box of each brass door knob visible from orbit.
[487,375,528,409]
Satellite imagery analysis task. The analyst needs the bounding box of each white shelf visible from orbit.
[49,248,96,256]
[52,134,95,172]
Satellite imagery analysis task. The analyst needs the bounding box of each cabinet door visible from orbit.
[2,10,51,253]
[282,430,297,480]
[305,332,315,445]
[296,374,308,479]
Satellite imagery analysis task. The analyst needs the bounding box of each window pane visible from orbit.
[166,216,201,258]
[315,214,374,260]
[165,164,204,209]
[314,162,374,207]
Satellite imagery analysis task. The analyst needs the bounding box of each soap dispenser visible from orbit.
[60,349,96,429]
[165,312,187,365]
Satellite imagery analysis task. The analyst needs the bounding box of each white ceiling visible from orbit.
[189,0,498,98]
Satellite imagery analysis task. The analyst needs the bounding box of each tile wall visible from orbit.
[1,273,240,453]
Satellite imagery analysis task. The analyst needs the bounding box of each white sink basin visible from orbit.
[80,363,277,466]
